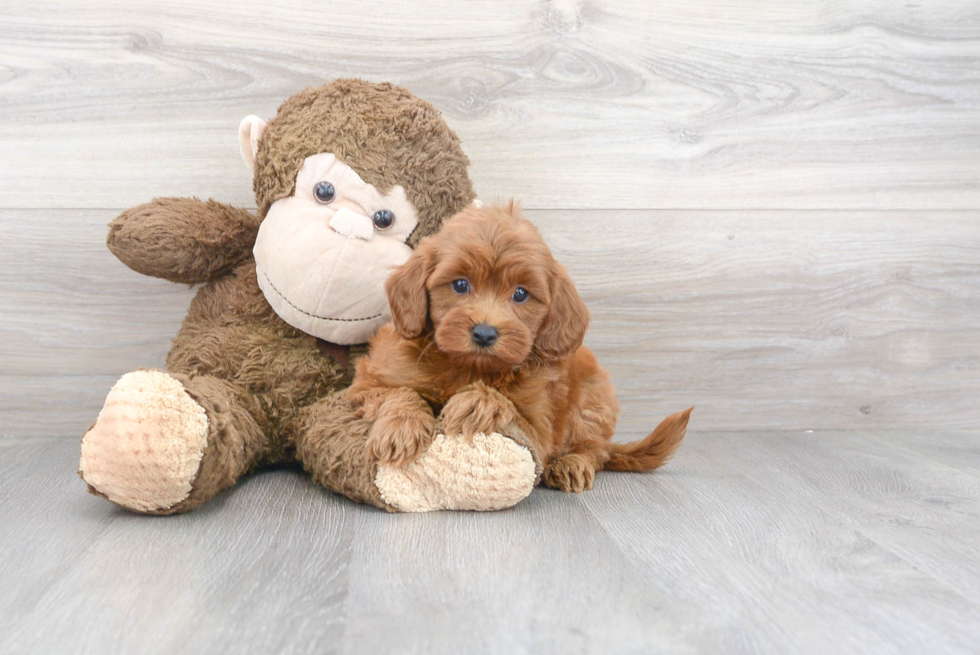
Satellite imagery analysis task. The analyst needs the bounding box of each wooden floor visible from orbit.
[2,0,979,653]
[2,431,979,654]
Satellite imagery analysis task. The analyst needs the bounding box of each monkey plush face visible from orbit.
[237,79,477,346]
[252,153,419,344]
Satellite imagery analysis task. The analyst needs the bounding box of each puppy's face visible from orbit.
[386,203,589,372]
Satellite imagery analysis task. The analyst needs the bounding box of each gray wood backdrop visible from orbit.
[1,0,978,438]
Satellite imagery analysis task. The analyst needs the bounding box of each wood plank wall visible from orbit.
[1,0,978,437]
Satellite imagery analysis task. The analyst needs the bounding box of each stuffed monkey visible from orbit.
[79,79,541,514]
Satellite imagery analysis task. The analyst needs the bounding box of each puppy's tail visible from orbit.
[604,407,693,472]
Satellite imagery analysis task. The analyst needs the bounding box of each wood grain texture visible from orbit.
[0,0,978,210]
[3,208,977,437]
[2,434,979,654]
[0,440,356,655]
[582,431,980,654]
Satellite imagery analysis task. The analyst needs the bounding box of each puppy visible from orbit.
[348,202,692,493]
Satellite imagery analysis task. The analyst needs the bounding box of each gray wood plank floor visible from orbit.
[2,433,978,655]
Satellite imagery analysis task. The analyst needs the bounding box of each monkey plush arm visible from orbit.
[107,197,261,284]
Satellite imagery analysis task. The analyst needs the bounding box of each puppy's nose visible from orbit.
[471,323,498,348]
[328,207,374,241]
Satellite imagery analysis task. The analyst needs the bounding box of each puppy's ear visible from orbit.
[386,240,435,339]
[535,264,590,360]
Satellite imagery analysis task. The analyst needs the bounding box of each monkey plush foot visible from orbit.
[79,370,209,513]
[374,431,536,512]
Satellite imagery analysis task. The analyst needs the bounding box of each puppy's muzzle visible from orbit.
[471,323,498,348]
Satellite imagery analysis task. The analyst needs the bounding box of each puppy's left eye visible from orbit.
[452,279,470,294]
[512,287,529,304]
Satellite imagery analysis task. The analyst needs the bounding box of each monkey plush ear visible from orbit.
[385,240,435,339]
[535,264,590,361]
[238,115,267,172]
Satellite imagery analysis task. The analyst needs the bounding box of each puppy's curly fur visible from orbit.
[348,202,691,492]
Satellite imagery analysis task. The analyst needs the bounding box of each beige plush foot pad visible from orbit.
[79,370,209,513]
[375,432,536,512]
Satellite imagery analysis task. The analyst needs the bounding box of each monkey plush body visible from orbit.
[78,80,541,514]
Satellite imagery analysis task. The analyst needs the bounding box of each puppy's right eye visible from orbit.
[314,181,335,204]
[452,279,470,294]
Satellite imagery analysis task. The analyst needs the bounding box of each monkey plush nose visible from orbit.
[328,207,374,241]
[471,324,498,348]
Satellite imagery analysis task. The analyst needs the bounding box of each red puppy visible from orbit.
[348,202,691,492]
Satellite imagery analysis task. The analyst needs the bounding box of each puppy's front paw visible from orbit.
[543,454,596,493]
[441,383,516,438]
[367,409,436,468]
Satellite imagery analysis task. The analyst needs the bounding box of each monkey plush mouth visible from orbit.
[253,197,415,345]
[254,232,410,345]
[259,270,384,325]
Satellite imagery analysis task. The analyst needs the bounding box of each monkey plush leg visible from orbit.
[374,420,540,512]
[295,391,541,512]
[79,370,270,514]
[294,391,390,509]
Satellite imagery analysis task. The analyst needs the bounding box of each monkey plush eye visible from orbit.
[452,279,470,294]
[512,287,529,303]
[373,209,394,230]
[314,182,335,204]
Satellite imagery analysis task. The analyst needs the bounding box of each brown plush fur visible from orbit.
[254,79,476,245]
[295,392,390,509]
[109,198,261,285]
[98,79,481,513]
[348,203,691,493]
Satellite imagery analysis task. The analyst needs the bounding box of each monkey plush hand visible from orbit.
[78,80,539,514]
